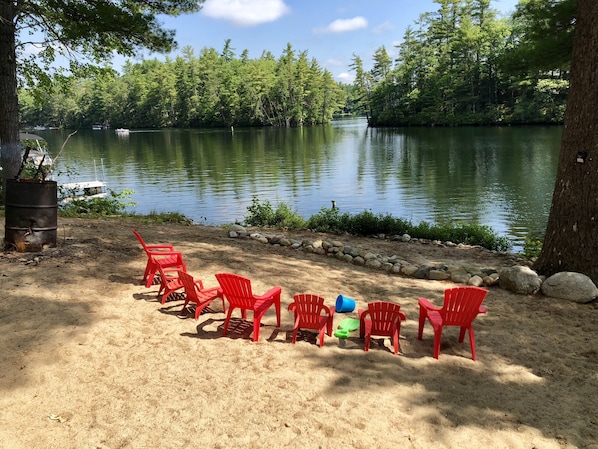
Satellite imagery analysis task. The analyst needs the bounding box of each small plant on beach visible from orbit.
[244,196,305,228]
[306,206,351,233]
[59,189,136,217]
[522,235,543,259]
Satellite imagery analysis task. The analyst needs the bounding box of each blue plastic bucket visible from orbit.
[336,295,356,313]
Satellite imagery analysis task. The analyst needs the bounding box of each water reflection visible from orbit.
[39,119,561,248]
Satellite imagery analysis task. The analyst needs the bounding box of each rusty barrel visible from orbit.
[5,179,58,251]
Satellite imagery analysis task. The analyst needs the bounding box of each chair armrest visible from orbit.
[399,311,407,321]
[418,297,441,311]
[149,250,182,258]
[322,305,334,317]
[145,244,175,251]
[287,303,297,312]
[255,285,282,301]
[479,305,487,314]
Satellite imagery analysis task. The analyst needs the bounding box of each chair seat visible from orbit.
[216,273,282,342]
[178,271,225,320]
[288,294,334,347]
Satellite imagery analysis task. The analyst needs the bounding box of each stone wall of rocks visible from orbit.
[228,225,598,304]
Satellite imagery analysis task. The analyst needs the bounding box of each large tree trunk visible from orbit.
[0,0,21,197]
[533,0,598,283]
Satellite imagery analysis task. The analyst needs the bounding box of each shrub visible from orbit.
[244,196,305,229]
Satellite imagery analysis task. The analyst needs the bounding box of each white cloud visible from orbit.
[314,17,368,34]
[337,72,355,83]
[202,0,290,26]
[371,21,395,35]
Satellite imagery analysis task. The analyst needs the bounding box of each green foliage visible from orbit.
[306,207,351,234]
[362,0,572,127]
[59,189,136,217]
[521,235,543,259]
[244,197,306,229]
[242,199,513,252]
[136,211,194,225]
[19,42,347,129]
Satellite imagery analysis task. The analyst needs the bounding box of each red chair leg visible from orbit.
[469,327,477,361]
[222,307,235,337]
[418,309,426,340]
[252,316,262,342]
[364,334,371,352]
[433,327,442,359]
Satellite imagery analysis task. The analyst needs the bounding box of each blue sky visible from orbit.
[28,0,521,84]
[147,0,521,83]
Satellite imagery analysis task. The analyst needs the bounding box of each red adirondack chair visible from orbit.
[133,229,186,288]
[288,294,335,347]
[178,271,225,320]
[215,273,281,342]
[155,258,187,304]
[358,301,406,355]
[418,286,488,361]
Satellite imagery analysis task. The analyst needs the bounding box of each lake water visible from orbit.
[37,118,562,249]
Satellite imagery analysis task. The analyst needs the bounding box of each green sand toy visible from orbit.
[334,317,360,339]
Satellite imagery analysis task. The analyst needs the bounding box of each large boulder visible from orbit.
[541,272,598,304]
[499,265,542,294]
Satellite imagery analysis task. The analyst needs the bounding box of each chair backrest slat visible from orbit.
[215,273,255,308]
[368,302,403,334]
[292,294,326,326]
[442,287,487,326]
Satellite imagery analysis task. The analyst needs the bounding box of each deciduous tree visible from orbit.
[0,0,205,189]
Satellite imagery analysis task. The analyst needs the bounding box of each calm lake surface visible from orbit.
[38,118,562,249]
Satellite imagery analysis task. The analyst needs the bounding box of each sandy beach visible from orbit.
[0,217,596,449]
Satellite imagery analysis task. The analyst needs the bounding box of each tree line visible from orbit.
[19,0,574,129]
[19,41,347,129]
[351,0,574,127]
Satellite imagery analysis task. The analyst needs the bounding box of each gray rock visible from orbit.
[230,224,246,232]
[401,264,419,276]
[429,270,450,281]
[468,275,484,287]
[541,272,598,303]
[382,262,394,272]
[451,271,471,284]
[352,256,365,266]
[414,267,429,279]
[483,275,500,287]
[401,234,411,242]
[365,259,382,269]
[499,265,542,294]
[228,231,238,238]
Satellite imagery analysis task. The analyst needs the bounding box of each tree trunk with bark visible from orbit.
[0,0,21,195]
[533,0,598,284]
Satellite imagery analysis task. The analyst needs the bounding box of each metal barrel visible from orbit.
[4,179,58,251]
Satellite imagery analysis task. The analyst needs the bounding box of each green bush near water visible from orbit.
[53,192,514,252]
[245,197,513,252]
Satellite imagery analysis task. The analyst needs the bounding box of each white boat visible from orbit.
[60,159,108,202]
[115,128,130,134]
[92,124,103,130]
